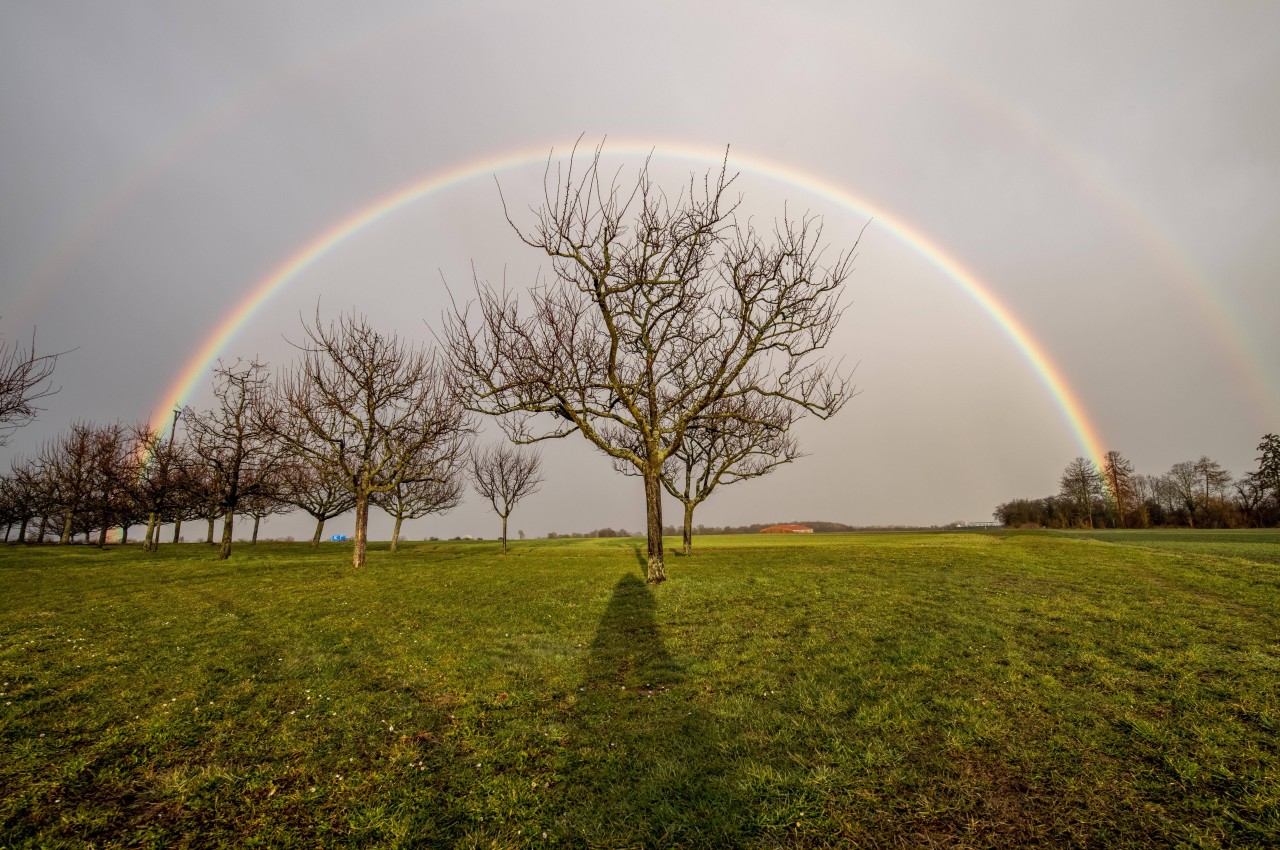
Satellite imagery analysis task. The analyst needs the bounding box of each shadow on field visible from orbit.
[559,573,746,844]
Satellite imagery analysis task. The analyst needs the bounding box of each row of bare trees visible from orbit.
[995,437,1280,529]
[4,145,856,581]
[0,316,548,564]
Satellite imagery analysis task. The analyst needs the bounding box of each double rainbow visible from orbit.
[153,142,1108,468]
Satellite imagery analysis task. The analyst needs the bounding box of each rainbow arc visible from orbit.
[153,142,1109,469]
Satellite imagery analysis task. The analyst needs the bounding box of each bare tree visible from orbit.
[619,396,800,554]
[1166,461,1200,527]
[2,458,42,543]
[376,462,465,552]
[443,144,857,582]
[185,360,285,559]
[181,460,225,545]
[42,422,98,544]
[0,324,65,445]
[1059,456,1103,528]
[1193,455,1233,526]
[277,459,357,547]
[1101,450,1137,528]
[133,412,187,552]
[85,421,138,546]
[469,443,543,553]
[1235,473,1268,527]
[273,310,474,568]
[240,489,289,544]
[1194,455,1232,503]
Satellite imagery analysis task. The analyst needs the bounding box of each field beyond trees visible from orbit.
[2,532,1279,848]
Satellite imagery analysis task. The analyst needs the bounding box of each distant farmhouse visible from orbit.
[760,524,814,534]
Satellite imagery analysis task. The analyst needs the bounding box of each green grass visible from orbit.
[2,531,1278,847]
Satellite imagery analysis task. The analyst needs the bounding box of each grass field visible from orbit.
[2,530,1278,848]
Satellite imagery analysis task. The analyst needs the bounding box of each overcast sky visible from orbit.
[2,1,1277,540]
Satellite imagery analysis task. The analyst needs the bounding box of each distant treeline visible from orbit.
[546,520,901,538]
[994,436,1280,529]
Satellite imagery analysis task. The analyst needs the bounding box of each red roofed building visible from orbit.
[760,524,814,534]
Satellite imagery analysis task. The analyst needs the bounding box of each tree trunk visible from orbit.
[97,518,108,547]
[121,524,129,545]
[35,515,48,544]
[682,502,694,556]
[251,515,260,544]
[352,492,369,568]
[19,517,31,544]
[144,512,157,551]
[643,468,666,584]
[173,518,182,544]
[312,517,324,547]
[205,516,215,544]
[501,514,508,554]
[3,522,9,543]
[390,515,402,553]
[60,513,73,545]
[218,509,234,559]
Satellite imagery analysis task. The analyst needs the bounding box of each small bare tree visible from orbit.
[185,360,285,559]
[625,396,801,555]
[443,143,857,582]
[277,459,357,547]
[375,462,465,552]
[273,310,473,568]
[2,457,42,543]
[469,443,543,553]
[0,324,64,446]
[239,475,290,544]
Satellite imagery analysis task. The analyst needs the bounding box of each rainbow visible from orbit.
[153,141,1109,469]
[11,4,1271,423]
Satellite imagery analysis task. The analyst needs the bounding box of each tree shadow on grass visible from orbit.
[628,543,646,574]
[556,573,747,846]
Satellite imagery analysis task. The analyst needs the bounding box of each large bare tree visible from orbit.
[0,324,64,446]
[185,360,285,559]
[1101,450,1137,528]
[469,442,543,553]
[273,310,473,568]
[443,144,857,582]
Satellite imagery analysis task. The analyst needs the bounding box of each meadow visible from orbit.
[1,530,1278,848]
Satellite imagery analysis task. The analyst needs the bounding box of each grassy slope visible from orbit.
[1,532,1278,848]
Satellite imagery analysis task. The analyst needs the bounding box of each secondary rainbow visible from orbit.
[153,141,1109,469]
